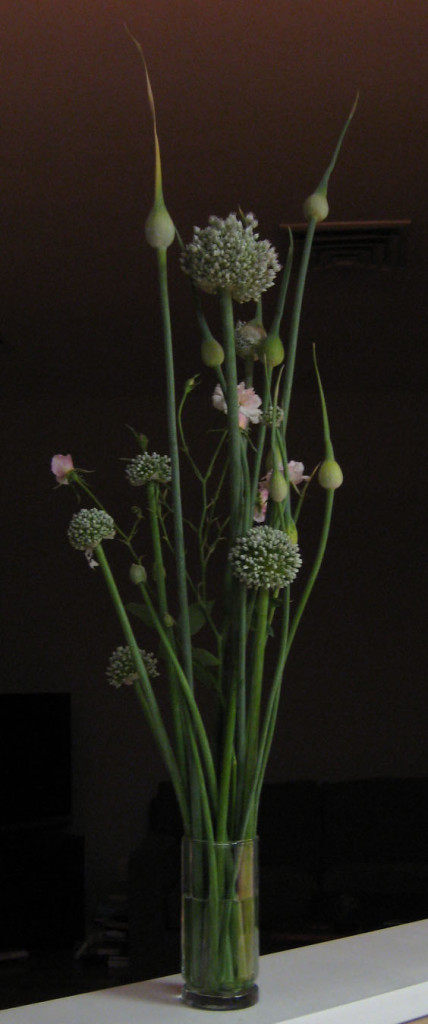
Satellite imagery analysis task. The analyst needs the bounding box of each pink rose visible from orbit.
[51,454,74,485]
[212,382,262,429]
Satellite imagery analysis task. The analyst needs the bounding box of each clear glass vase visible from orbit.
[181,836,259,1010]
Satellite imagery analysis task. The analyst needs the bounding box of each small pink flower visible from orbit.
[212,382,262,429]
[51,454,74,485]
[253,460,310,522]
[254,485,269,523]
[287,461,310,486]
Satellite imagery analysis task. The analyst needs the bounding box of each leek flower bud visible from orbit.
[201,336,225,367]
[318,459,343,489]
[145,203,176,248]
[129,563,147,585]
[260,333,284,367]
[303,192,329,223]
[269,469,288,503]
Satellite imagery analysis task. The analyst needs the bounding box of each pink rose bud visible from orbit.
[51,454,74,484]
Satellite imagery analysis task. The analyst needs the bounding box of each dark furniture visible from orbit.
[128,777,428,980]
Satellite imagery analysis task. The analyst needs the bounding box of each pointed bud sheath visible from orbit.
[285,518,298,544]
[201,336,225,367]
[303,192,329,223]
[269,469,288,502]
[260,333,285,367]
[265,444,282,473]
[129,563,147,584]
[318,459,343,489]
[145,201,176,248]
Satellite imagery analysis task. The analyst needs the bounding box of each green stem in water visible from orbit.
[241,586,270,831]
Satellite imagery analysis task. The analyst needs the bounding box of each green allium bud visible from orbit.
[260,334,284,368]
[129,563,147,585]
[303,192,329,223]
[269,469,288,503]
[318,459,343,489]
[145,203,176,248]
[265,445,282,473]
[201,337,225,367]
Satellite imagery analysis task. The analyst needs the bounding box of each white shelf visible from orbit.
[0,919,427,1024]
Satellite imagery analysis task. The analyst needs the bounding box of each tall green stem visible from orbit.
[157,247,194,690]
[219,287,242,543]
[147,481,186,782]
[95,542,190,833]
[281,217,317,435]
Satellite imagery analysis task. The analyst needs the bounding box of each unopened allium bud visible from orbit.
[269,469,288,503]
[145,204,176,248]
[129,563,147,585]
[318,459,343,489]
[201,336,225,367]
[265,445,283,473]
[303,192,329,223]
[260,334,284,368]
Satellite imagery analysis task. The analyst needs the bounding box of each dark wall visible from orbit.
[1,0,427,910]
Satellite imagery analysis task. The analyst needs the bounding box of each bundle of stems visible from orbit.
[55,45,357,850]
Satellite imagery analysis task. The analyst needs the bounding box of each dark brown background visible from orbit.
[1,0,427,916]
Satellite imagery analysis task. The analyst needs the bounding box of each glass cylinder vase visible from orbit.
[181,836,259,1010]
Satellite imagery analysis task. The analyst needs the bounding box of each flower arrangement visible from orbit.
[51,40,357,1005]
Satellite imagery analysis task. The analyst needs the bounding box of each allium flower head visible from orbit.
[235,320,266,359]
[261,405,284,428]
[125,452,172,486]
[212,382,262,429]
[180,213,281,303]
[229,526,302,589]
[67,508,116,552]
[106,645,159,688]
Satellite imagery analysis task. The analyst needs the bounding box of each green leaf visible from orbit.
[181,601,214,637]
[126,602,154,628]
[192,662,222,694]
[192,647,220,668]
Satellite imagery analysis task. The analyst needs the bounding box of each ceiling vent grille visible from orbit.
[281,221,411,268]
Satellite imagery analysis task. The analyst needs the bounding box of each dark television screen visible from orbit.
[0,693,71,826]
